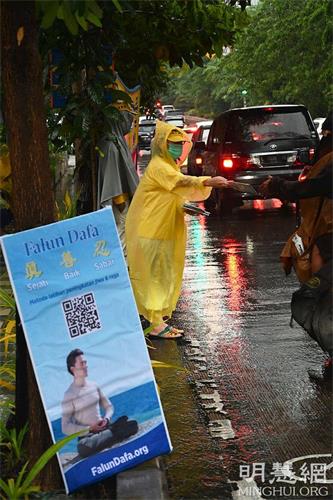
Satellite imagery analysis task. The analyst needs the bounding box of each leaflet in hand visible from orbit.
[183,203,210,216]
[229,181,258,195]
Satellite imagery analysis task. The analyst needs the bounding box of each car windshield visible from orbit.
[139,124,155,133]
[166,110,183,116]
[165,119,184,127]
[226,109,314,143]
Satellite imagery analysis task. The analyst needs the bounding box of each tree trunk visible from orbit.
[90,140,97,211]
[1,1,62,491]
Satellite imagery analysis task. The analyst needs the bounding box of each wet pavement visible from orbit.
[148,187,332,499]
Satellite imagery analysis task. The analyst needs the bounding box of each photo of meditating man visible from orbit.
[61,349,138,458]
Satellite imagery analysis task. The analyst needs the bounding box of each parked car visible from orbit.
[187,120,213,175]
[183,123,199,140]
[139,115,148,124]
[164,109,185,120]
[198,105,318,213]
[313,117,325,139]
[194,120,214,129]
[138,119,156,150]
[164,115,185,129]
[161,104,175,116]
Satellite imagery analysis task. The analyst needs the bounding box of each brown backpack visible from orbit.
[280,152,333,283]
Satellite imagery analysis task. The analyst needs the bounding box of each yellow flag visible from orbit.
[109,74,141,153]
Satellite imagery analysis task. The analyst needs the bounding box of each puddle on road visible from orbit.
[163,208,332,498]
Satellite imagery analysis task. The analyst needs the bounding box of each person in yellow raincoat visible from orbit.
[125,120,229,338]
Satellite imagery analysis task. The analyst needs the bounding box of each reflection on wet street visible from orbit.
[153,202,332,499]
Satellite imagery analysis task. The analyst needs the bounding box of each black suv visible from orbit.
[198,105,318,212]
[138,120,156,150]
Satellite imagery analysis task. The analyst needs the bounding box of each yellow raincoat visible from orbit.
[125,120,212,325]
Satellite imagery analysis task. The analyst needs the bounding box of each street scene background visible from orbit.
[1,0,332,497]
[151,194,332,499]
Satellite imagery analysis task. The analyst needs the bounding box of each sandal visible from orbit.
[164,319,184,334]
[170,326,184,335]
[149,326,183,340]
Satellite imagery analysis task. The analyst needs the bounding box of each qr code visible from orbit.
[62,292,101,338]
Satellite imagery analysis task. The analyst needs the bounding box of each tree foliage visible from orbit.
[37,0,250,139]
[37,0,120,34]
[102,0,249,95]
[39,0,250,109]
[164,0,333,118]
[37,0,251,211]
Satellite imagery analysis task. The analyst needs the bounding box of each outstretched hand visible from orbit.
[203,176,230,188]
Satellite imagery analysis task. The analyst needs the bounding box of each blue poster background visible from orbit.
[1,208,172,493]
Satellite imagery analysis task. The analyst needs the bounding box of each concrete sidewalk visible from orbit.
[117,457,168,499]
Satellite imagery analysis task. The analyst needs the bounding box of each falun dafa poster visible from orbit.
[0,208,172,493]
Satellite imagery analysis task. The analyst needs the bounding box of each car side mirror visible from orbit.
[194,141,206,151]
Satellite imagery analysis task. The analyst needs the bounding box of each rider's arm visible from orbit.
[268,166,332,201]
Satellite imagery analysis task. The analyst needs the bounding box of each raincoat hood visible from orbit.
[151,120,191,169]
[109,111,134,137]
[97,111,139,207]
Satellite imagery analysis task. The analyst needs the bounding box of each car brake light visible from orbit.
[265,107,274,112]
[219,154,257,171]
[223,158,234,169]
[186,126,198,133]
[309,148,315,160]
[195,157,203,165]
